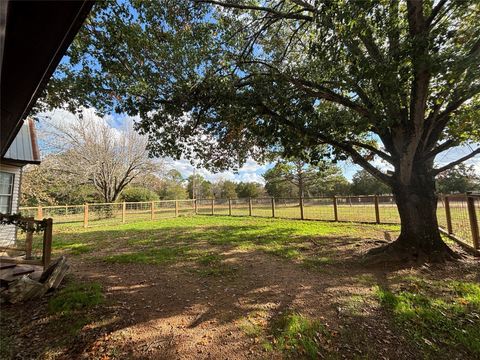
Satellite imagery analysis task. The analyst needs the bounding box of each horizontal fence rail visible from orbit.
[0,214,53,269]
[19,194,479,251]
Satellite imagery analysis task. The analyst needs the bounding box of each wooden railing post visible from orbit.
[374,195,380,224]
[151,201,155,220]
[25,217,34,260]
[300,197,304,220]
[122,202,126,223]
[444,196,453,234]
[248,197,252,216]
[37,205,43,219]
[333,196,338,221]
[84,203,89,228]
[42,218,53,268]
[228,198,232,216]
[271,197,276,218]
[466,196,479,249]
[211,198,215,215]
[175,200,179,217]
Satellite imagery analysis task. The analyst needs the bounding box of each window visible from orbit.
[0,171,14,214]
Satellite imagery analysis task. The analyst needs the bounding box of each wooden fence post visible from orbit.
[42,218,53,268]
[248,197,252,216]
[211,198,215,215]
[374,195,380,224]
[84,203,89,228]
[271,197,276,218]
[333,196,338,221]
[175,200,179,217]
[444,196,453,234]
[466,196,479,249]
[122,202,126,223]
[194,199,198,214]
[300,197,304,220]
[228,198,232,216]
[151,201,155,220]
[37,205,43,219]
[25,217,34,260]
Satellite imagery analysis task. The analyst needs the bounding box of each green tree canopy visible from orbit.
[159,169,188,199]
[236,182,264,198]
[43,0,480,259]
[215,180,238,199]
[350,169,392,195]
[187,174,213,199]
[436,164,480,194]
[263,159,349,197]
[119,187,160,202]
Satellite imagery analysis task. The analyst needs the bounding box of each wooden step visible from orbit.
[0,265,35,285]
[0,263,16,270]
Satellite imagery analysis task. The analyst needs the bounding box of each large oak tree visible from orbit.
[43,0,480,261]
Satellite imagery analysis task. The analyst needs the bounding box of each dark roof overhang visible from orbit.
[1,0,95,157]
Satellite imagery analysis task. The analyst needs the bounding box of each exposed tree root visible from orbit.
[363,236,462,266]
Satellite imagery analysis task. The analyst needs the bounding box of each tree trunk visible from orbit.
[368,165,458,262]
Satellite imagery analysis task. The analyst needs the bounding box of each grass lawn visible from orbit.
[1,215,479,359]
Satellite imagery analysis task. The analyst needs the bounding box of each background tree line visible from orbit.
[21,155,479,207]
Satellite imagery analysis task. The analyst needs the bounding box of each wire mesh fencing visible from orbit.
[18,194,479,250]
[438,194,480,249]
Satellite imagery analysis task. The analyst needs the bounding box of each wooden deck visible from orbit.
[0,260,43,287]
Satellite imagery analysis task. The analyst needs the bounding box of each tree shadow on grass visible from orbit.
[5,219,478,358]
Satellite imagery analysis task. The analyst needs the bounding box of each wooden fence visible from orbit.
[18,194,479,251]
[0,214,53,269]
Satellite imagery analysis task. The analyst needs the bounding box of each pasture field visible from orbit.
[1,216,479,359]
[20,197,479,247]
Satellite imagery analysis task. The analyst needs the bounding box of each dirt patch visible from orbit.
[1,220,479,359]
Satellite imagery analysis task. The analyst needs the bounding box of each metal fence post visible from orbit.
[271,197,275,218]
[248,197,252,216]
[466,196,479,249]
[333,196,338,221]
[444,195,453,234]
[84,203,89,228]
[194,199,198,214]
[151,201,155,220]
[211,198,215,215]
[228,198,232,216]
[175,200,179,217]
[300,197,304,220]
[374,195,380,224]
[122,202,126,223]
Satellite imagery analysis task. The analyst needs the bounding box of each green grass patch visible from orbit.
[302,256,333,269]
[266,311,329,359]
[375,278,480,357]
[104,246,190,264]
[239,310,267,338]
[193,252,237,277]
[48,281,103,316]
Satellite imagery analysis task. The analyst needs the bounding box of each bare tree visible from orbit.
[42,110,159,202]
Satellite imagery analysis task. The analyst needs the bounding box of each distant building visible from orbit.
[0,119,41,246]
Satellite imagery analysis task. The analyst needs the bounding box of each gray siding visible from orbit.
[0,164,21,247]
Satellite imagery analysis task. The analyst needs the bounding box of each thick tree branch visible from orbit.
[432,148,480,175]
[195,0,313,21]
[422,139,457,161]
[350,141,393,163]
[425,0,448,28]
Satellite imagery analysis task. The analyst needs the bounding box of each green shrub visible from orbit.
[119,187,159,202]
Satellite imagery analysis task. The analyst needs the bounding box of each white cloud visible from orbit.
[168,157,269,184]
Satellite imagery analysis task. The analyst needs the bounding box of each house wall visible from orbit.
[0,163,22,247]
